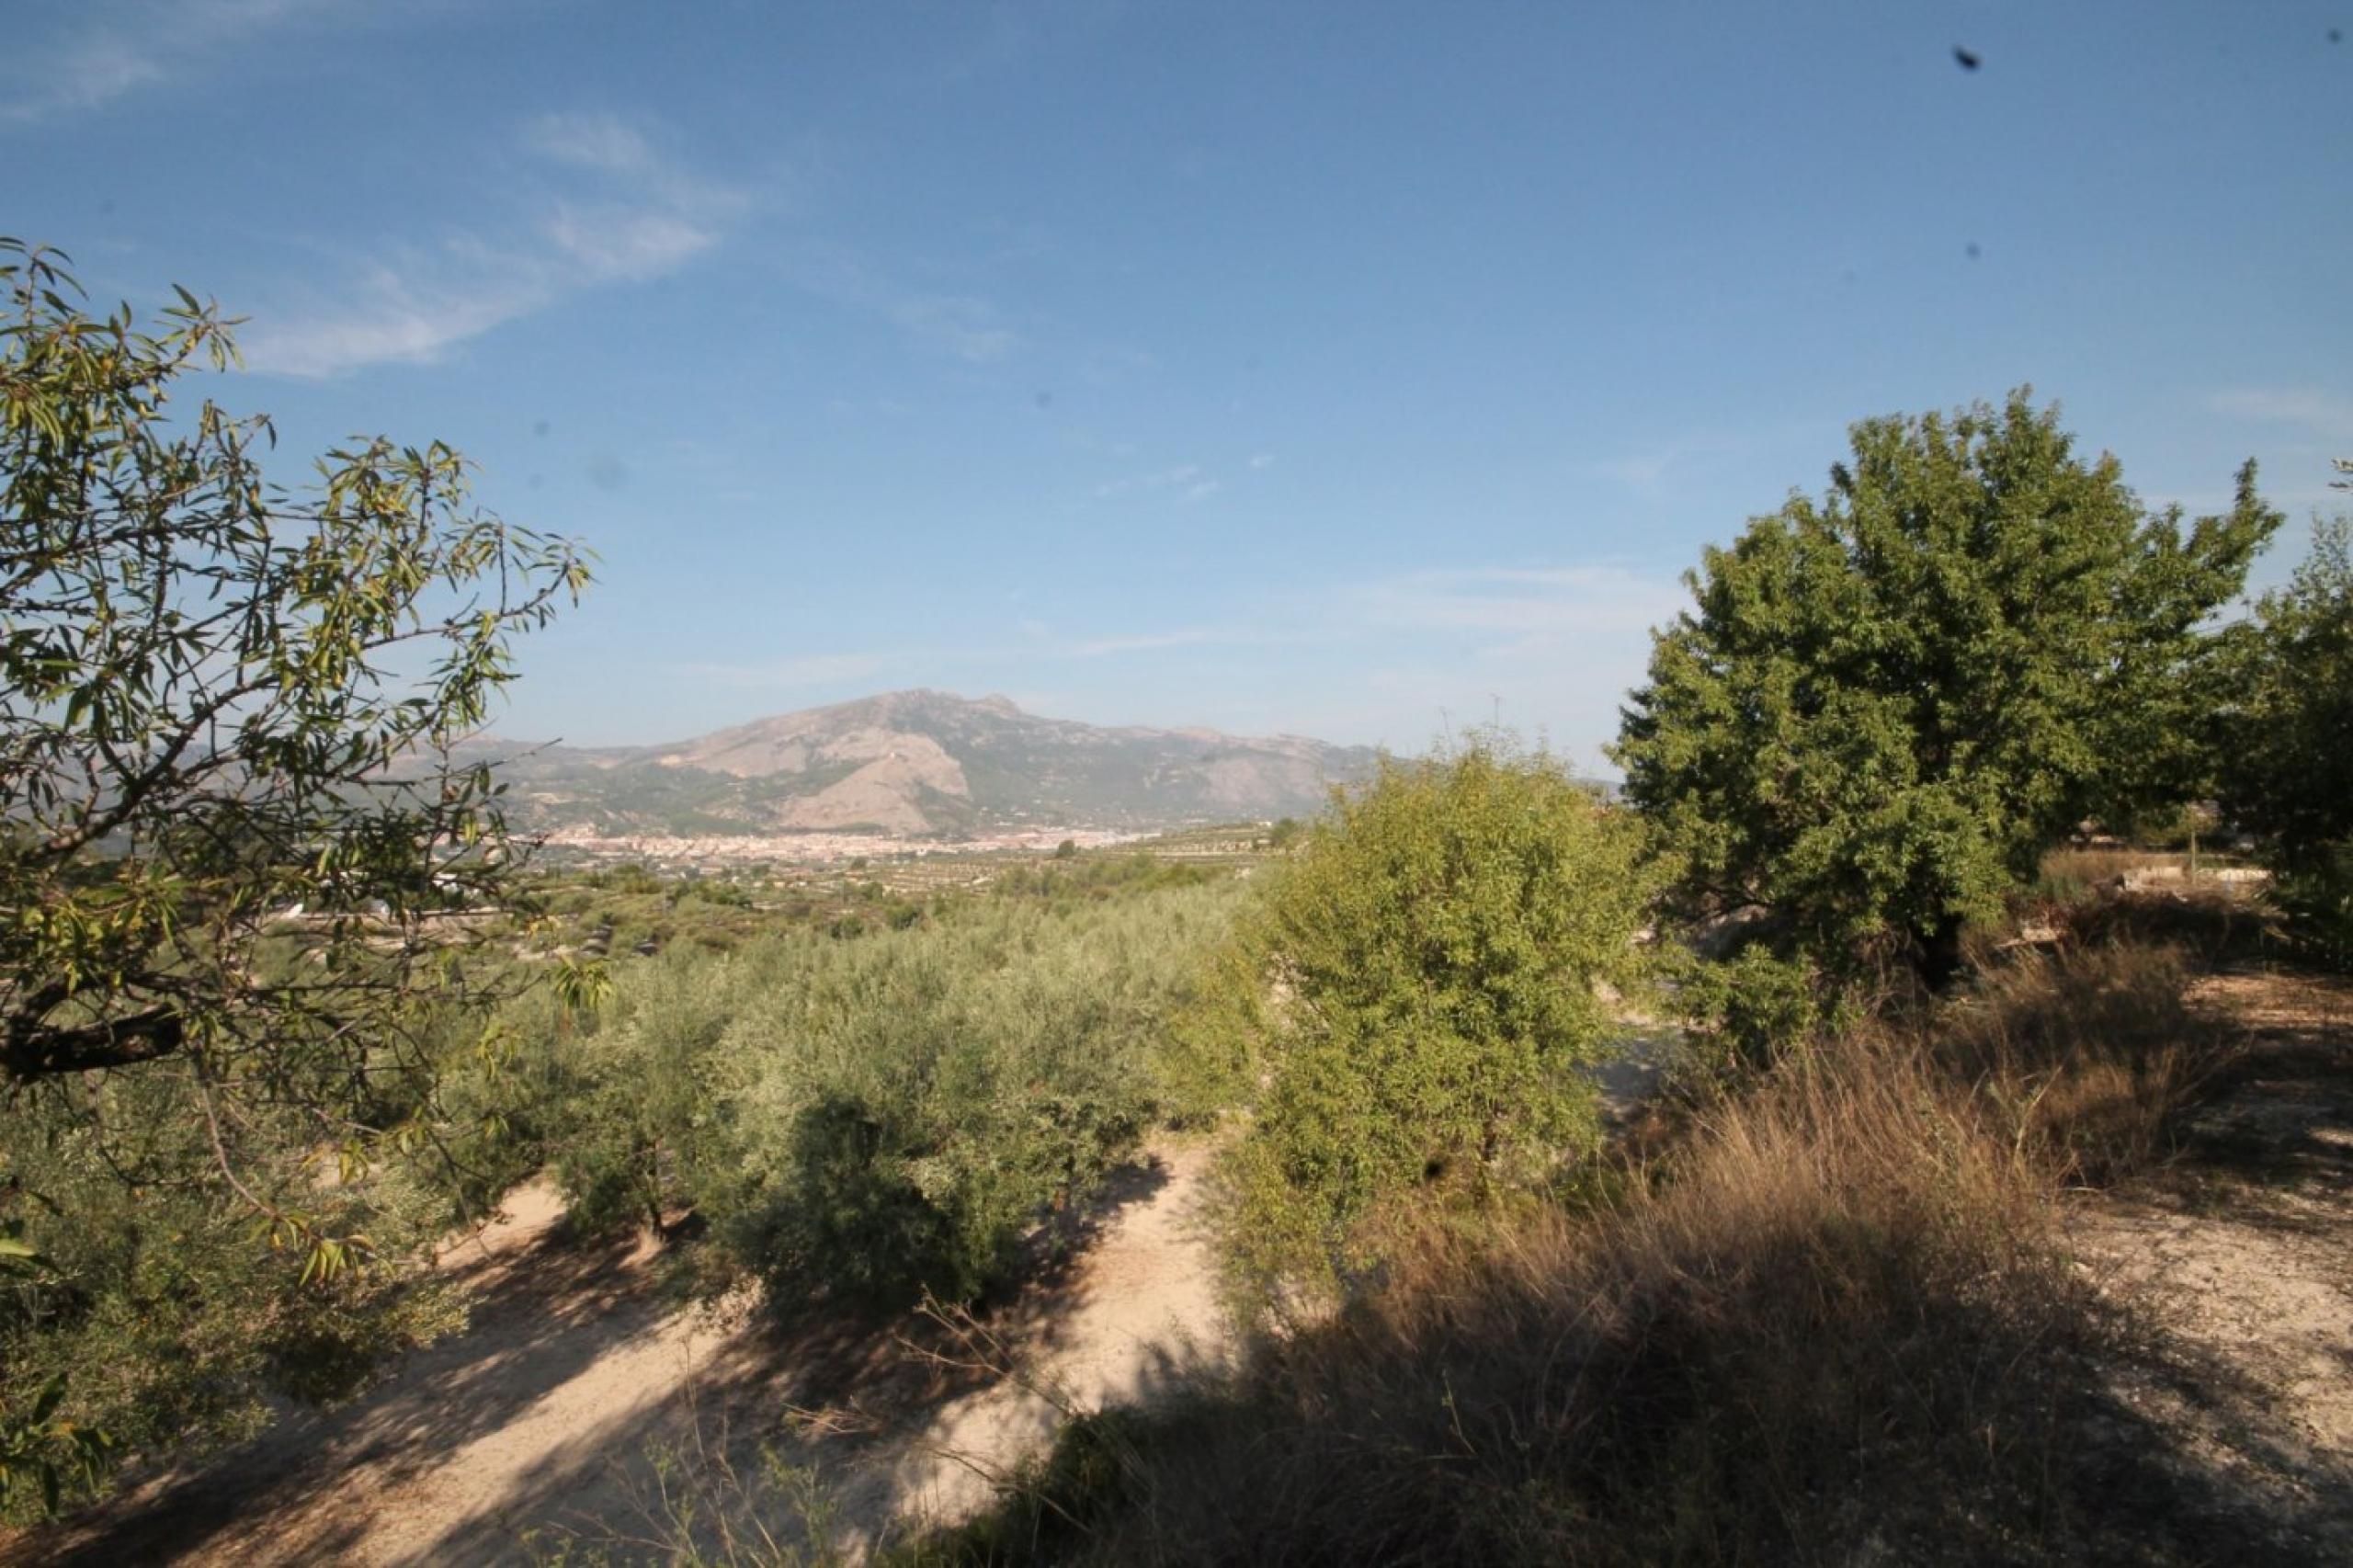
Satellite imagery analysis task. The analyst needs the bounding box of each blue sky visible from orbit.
[7,1,2349,771]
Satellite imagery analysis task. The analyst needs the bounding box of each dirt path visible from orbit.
[11,1140,1229,1566]
[829,1141,1231,1537]
[2066,967,2353,1562]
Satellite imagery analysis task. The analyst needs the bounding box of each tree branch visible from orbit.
[3,1006,186,1080]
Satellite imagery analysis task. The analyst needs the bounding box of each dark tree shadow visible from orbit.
[6,1148,1194,1567]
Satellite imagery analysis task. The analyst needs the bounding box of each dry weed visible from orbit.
[911,938,2271,1565]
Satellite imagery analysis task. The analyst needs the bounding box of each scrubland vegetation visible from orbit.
[517,876,1244,1305]
[914,926,2263,1567]
[7,243,2353,1562]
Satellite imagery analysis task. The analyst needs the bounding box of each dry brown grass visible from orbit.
[1933,941,2244,1183]
[2030,845,2281,967]
[909,938,2280,1566]
[2039,845,2183,894]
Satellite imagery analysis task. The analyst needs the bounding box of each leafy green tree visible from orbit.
[1614,391,2278,994]
[0,238,585,1509]
[1201,737,1651,1297]
[2217,511,2353,962]
[1,237,588,1227]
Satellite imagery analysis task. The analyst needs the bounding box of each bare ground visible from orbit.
[2063,966,2353,1562]
[5,1141,1230,1566]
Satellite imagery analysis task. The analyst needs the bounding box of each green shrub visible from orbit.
[1193,735,1654,1301]
[0,1075,468,1520]
[535,881,1244,1307]
[1677,943,1839,1079]
[2215,515,2353,967]
[2273,840,2353,971]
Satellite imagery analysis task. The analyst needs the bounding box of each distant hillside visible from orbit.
[469,689,1383,838]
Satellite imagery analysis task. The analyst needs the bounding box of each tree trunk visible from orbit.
[1918,915,1968,993]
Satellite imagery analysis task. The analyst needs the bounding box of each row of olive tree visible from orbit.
[508,879,1245,1305]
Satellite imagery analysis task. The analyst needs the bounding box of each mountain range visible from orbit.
[470,689,1382,839]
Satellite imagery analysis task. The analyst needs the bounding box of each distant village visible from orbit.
[537,824,1152,876]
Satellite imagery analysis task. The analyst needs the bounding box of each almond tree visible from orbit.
[2,238,589,1233]
[1,239,590,1508]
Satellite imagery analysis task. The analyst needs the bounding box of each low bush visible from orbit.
[2273,841,2353,971]
[0,1073,468,1520]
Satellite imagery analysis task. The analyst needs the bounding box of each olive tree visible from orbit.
[1614,392,2278,996]
[1,238,589,1236]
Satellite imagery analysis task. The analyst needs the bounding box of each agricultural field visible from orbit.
[512,824,1287,960]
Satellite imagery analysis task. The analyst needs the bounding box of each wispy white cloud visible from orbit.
[781,244,1025,362]
[885,294,1022,362]
[526,111,662,178]
[638,558,1681,769]
[3,0,335,121]
[1094,463,1200,499]
[1243,562,1690,765]
[664,619,1323,690]
[1040,562,1683,762]
[1076,343,1160,384]
[668,653,900,690]
[1588,416,1840,499]
[2209,387,2353,445]
[543,204,719,283]
[242,112,743,376]
[1070,626,1318,658]
[1345,566,1687,641]
[1593,452,1673,490]
[239,257,550,379]
[1096,452,1272,503]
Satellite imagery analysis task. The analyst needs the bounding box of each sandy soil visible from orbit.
[829,1142,1231,1534]
[8,1142,1230,1566]
[2066,967,2353,1562]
